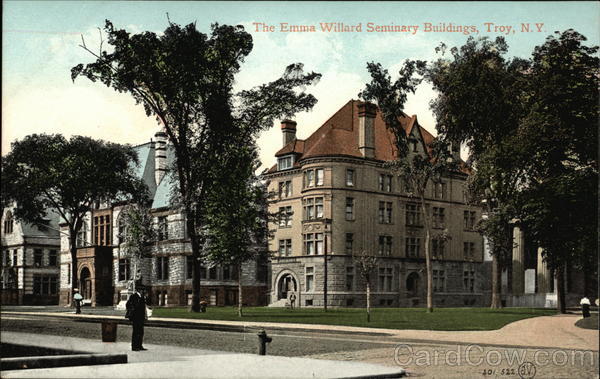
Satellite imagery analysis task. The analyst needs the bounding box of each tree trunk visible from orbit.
[366,281,371,322]
[556,264,566,314]
[238,265,243,317]
[490,254,503,308]
[420,200,434,313]
[187,216,202,312]
[69,228,78,306]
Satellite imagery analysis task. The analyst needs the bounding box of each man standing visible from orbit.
[126,287,147,351]
[73,289,83,314]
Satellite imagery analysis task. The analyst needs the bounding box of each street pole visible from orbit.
[324,238,328,312]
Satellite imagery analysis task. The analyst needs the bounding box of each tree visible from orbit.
[72,20,321,312]
[2,134,146,299]
[204,144,268,317]
[360,61,454,313]
[425,37,528,308]
[517,30,599,313]
[118,203,156,292]
[352,250,379,322]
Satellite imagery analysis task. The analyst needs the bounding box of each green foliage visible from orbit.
[2,133,146,292]
[426,36,528,159]
[204,145,267,267]
[517,30,598,274]
[2,134,146,228]
[72,19,321,311]
[119,203,156,261]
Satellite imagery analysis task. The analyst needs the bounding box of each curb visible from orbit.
[1,353,128,371]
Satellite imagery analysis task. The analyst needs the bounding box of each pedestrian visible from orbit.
[580,297,591,318]
[126,287,147,351]
[289,292,296,310]
[73,289,83,314]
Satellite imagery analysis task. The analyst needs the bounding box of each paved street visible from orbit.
[2,311,598,378]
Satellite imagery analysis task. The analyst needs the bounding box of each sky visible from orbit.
[3,1,599,169]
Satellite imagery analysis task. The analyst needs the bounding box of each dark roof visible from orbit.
[268,100,441,173]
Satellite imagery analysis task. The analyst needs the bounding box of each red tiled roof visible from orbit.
[268,100,467,174]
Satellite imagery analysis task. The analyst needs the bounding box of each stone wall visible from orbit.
[270,255,486,308]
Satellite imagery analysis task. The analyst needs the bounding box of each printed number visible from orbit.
[482,369,494,376]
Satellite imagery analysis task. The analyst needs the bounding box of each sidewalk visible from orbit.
[1,332,406,378]
[2,307,597,351]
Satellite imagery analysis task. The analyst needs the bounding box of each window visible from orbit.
[48,250,57,266]
[305,267,314,292]
[209,266,217,280]
[303,197,323,220]
[12,250,18,266]
[94,215,111,246]
[77,222,87,247]
[432,207,445,229]
[278,155,293,170]
[378,267,393,292]
[345,197,354,221]
[411,139,419,152]
[156,256,169,280]
[67,264,71,284]
[432,239,445,260]
[223,265,231,280]
[118,219,126,243]
[433,270,445,292]
[406,237,421,257]
[118,258,131,281]
[34,249,43,267]
[464,270,475,293]
[433,182,447,199]
[186,255,194,279]
[33,276,58,295]
[157,216,168,241]
[303,233,323,255]
[304,168,324,188]
[378,202,393,224]
[278,180,292,198]
[3,212,14,234]
[405,203,421,226]
[346,169,355,186]
[463,242,475,260]
[346,267,354,291]
[278,239,292,257]
[200,265,207,280]
[379,174,392,192]
[378,236,392,256]
[278,206,293,228]
[345,233,353,254]
[464,211,476,230]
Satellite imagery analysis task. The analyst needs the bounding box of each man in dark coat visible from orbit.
[126,288,147,351]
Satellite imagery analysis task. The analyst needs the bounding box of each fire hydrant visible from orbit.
[257,330,272,355]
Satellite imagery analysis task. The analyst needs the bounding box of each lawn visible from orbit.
[152,306,557,331]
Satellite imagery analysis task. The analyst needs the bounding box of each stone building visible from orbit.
[1,207,61,305]
[264,100,486,308]
[58,131,269,307]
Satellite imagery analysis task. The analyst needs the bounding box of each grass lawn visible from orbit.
[152,306,557,331]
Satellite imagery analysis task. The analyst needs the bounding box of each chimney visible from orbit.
[154,130,168,186]
[281,120,297,147]
[358,102,377,158]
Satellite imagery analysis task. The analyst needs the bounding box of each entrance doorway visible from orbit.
[79,267,92,300]
[406,272,420,297]
[278,274,297,300]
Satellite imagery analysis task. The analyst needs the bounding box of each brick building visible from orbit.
[1,207,61,305]
[264,100,486,308]
[58,131,269,307]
